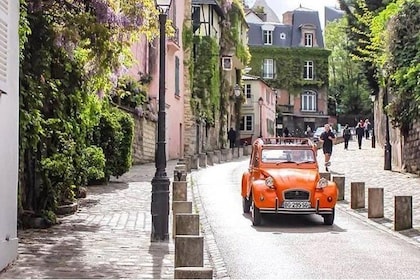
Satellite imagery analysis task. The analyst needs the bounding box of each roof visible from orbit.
[242,74,272,88]
[291,9,324,47]
[192,0,224,17]
[325,6,345,24]
[251,0,280,23]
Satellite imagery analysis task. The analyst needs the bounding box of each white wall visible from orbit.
[0,0,19,271]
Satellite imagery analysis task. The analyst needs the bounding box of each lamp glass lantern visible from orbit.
[370,94,376,102]
[234,84,241,97]
[155,0,172,12]
[258,97,264,106]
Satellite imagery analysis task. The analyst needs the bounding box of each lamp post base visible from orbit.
[384,142,392,170]
[371,135,376,148]
[151,175,170,242]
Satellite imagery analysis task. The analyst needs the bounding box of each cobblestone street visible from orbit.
[0,161,179,279]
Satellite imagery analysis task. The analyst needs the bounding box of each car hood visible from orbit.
[263,168,319,188]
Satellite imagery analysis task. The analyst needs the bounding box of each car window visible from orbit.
[261,149,315,163]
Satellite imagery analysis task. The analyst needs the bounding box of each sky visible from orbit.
[245,0,340,29]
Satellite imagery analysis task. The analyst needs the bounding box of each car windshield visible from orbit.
[314,127,324,136]
[261,149,315,163]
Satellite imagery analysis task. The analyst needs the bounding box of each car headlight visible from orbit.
[316,178,328,189]
[265,176,274,188]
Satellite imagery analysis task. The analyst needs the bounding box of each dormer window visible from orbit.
[304,33,313,47]
[263,30,272,45]
[261,24,275,46]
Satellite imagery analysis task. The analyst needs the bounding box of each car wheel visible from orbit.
[323,208,335,225]
[251,201,262,226]
[242,196,251,213]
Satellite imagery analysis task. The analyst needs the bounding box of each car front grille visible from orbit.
[284,190,310,200]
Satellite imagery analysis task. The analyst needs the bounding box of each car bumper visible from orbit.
[259,207,334,215]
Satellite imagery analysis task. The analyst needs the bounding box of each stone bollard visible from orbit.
[368,188,384,218]
[243,145,252,156]
[350,182,365,209]
[174,165,187,181]
[184,156,192,173]
[172,201,193,238]
[175,213,200,236]
[333,176,345,201]
[220,149,229,162]
[198,153,207,168]
[394,196,412,231]
[206,152,214,166]
[174,267,213,279]
[190,155,199,170]
[319,172,331,181]
[172,181,188,202]
[175,235,204,267]
[238,147,244,157]
[213,150,221,164]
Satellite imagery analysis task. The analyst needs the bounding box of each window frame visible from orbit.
[263,59,275,79]
[304,33,313,47]
[303,61,314,80]
[240,115,253,132]
[301,90,317,112]
[263,30,273,45]
[245,84,251,99]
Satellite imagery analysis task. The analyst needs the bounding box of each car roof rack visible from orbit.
[256,137,316,147]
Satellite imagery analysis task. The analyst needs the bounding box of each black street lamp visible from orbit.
[273,88,278,137]
[384,80,392,170]
[258,97,264,138]
[234,84,242,149]
[151,0,172,242]
[370,93,376,148]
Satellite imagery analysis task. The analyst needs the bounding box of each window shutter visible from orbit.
[175,56,180,96]
[0,0,8,94]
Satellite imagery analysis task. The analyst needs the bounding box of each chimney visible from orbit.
[282,11,293,25]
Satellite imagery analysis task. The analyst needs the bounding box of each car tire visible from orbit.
[251,201,262,226]
[243,196,251,213]
[323,208,335,225]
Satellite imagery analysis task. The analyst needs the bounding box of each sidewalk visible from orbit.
[317,138,420,244]
[0,160,179,279]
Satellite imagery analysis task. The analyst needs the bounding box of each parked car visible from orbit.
[312,126,325,143]
[241,137,338,226]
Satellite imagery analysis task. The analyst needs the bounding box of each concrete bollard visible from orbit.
[174,165,187,181]
[174,267,213,279]
[350,182,365,209]
[243,145,252,156]
[394,196,412,231]
[190,155,199,170]
[368,188,384,218]
[175,214,200,236]
[333,176,345,201]
[213,150,221,164]
[172,181,188,202]
[198,153,207,168]
[206,152,214,166]
[220,149,228,162]
[184,156,192,173]
[172,201,193,238]
[319,172,331,181]
[175,235,204,268]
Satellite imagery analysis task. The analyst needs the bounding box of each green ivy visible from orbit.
[248,46,330,93]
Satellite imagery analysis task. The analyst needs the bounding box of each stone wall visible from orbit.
[132,117,156,164]
[403,119,420,175]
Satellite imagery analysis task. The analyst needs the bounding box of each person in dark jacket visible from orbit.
[355,121,365,149]
[319,124,336,171]
[343,124,351,150]
[227,127,236,148]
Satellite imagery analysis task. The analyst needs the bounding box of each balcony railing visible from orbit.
[168,25,180,50]
[278,104,294,114]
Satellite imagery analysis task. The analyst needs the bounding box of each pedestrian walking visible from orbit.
[343,124,351,150]
[364,118,371,139]
[283,127,290,137]
[355,121,364,149]
[227,127,236,148]
[319,123,335,171]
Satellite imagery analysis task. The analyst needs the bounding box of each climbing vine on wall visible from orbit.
[248,46,330,93]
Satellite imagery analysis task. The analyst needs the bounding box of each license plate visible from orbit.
[283,201,311,209]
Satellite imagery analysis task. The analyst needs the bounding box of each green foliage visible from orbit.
[112,75,147,108]
[93,107,134,180]
[248,46,330,93]
[83,146,106,182]
[325,17,371,115]
[192,36,220,125]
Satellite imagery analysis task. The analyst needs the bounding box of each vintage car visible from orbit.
[241,137,338,226]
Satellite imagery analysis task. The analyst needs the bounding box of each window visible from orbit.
[280,33,286,40]
[263,59,275,79]
[301,91,317,112]
[304,33,313,47]
[240,115,253,132]
[175,56,180,96]
[303,61,313,80]
[263,30,273,45]
[245,84,251,99]
[0,0,8,94]
[266,90,270,105]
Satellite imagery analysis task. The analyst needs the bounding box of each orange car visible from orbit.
[241,137,338,226]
